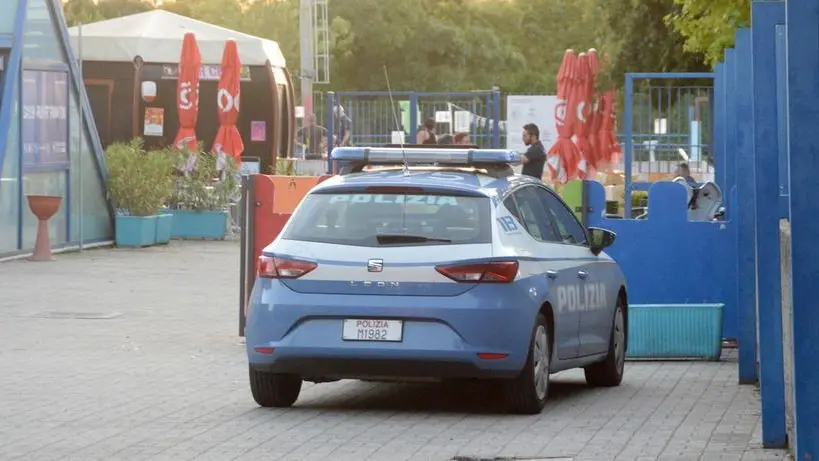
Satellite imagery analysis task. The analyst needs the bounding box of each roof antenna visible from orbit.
[383,65,409,176]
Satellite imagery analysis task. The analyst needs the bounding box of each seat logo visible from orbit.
[367,259,384,272]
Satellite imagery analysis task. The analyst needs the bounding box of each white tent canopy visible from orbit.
[67,10,286,67]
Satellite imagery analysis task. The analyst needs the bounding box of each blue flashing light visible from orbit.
[330,147,520,165]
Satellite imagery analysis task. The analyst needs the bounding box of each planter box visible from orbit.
[627,303,724,360]
[115,215,158,248]
[155,213,173,244]
[166,209,228,240]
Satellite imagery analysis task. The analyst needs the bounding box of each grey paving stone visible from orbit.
[0,241,792,461]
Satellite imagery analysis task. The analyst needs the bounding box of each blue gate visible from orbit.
[592,71,740,342]
[317,90,502,149]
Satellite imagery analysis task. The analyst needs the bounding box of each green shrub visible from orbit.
[170,151,238,211]
[105,138,177,216]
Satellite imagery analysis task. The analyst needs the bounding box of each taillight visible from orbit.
[435,261,519,283]
[257,255,317,279]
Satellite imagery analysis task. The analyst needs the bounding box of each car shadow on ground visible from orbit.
[291,375,593,414]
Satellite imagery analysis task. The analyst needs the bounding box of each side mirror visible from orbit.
[588,227,616,256]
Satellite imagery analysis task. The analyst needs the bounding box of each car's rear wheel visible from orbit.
[584,298,626,387]
[505,313,550,414]
[249,367,302,408]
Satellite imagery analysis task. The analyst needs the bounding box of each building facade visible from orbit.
[0,0,112,257]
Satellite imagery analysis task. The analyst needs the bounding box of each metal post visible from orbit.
[623,75,634,218]
[326,91,334,174]
[77,22,84,252]
[492,86,501,149]
[299,0,315,130]
[409,93,418,144]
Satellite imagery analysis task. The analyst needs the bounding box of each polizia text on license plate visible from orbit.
[342,319,403,342]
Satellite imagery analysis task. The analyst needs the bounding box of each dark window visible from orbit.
[510,187,559,242]
[282,192,491,247]
[535,187,587,245]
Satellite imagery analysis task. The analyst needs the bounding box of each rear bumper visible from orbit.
[250,355,518,379]
[245,279,538,379]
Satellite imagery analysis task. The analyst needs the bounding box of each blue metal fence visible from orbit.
[622,72,715,217]
[310,90,502,149]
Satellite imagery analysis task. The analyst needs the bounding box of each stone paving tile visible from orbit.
[0,241,792,461]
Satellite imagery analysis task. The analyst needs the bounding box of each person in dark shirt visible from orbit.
[296,113,328,159]
[416,118,437,144]
[333,106,352,146]
[520,123,546,179]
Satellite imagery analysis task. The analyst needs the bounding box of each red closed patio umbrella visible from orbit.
[572,52,592,179]
[213,40,244,170]
[174,33,202,170]
[598,89,622,169]
[547,49,581,184]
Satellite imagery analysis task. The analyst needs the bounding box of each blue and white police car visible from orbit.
[245,146,628,414]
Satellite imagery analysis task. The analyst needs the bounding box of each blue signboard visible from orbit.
[21,69,69,172]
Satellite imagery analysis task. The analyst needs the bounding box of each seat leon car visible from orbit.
[245,146,628,414]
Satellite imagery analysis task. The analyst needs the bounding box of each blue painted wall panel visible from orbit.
[587,181,738,340]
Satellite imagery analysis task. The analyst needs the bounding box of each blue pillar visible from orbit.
[724,49,737,220]
[786,0,819,458]
[734,28,758,385]
[751,1,787,447]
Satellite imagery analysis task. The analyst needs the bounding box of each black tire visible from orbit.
[505,313,551,414]
[584,297,626,387]
[249,367,302,408]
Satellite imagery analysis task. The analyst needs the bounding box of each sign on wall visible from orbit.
[21,70,69,172]
[161,64,251,82]
[506,95,557,153]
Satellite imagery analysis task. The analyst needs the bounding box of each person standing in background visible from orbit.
[334,106,352,146]
[416,118,437,144]
[296,113,327,159]
[519,123,546,179]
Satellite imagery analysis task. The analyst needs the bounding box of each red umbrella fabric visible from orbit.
[598,89,622,169]
[547,49,581,184]
[174,33,202,154]
[585,49,603,173]
[572,52,593,179]
[213,40,244,169]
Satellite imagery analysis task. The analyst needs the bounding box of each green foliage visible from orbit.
[171,152,238,211]
[105,138,178,217]
[665,0,751,66]
[62,0,716,92]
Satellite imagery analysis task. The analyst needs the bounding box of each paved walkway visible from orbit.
[0,241,790,461]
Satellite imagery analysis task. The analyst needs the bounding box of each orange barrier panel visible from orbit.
[268,176,322,214]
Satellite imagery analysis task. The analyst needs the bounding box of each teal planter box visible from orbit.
[627,303,724,360]
[115,215,158,248]
[166,209,228,240]
[155,213,173,244]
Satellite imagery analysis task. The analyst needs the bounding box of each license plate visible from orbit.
[342,319,403,342]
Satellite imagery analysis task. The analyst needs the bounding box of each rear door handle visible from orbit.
[577,270,588,279]
[545,270,558,279]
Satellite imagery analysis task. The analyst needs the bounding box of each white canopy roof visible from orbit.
[67,10,286,67]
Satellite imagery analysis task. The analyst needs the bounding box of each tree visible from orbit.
[590,0,709,87]
[665,0,750,66]
[63,0,153,26]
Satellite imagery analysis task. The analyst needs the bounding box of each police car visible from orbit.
[245,146,628,414]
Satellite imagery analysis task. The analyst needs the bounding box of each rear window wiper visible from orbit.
[376,234,452,244]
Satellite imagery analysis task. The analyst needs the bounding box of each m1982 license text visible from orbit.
[342,319,403,342]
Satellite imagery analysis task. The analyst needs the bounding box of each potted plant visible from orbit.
[166,151,237,240]
[106,139,176,247]
[153,148,184,244]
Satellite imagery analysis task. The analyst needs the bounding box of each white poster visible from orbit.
[454,111,472,132]
[505,95,557,153]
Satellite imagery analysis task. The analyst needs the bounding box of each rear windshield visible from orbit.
[282,192,491,246]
